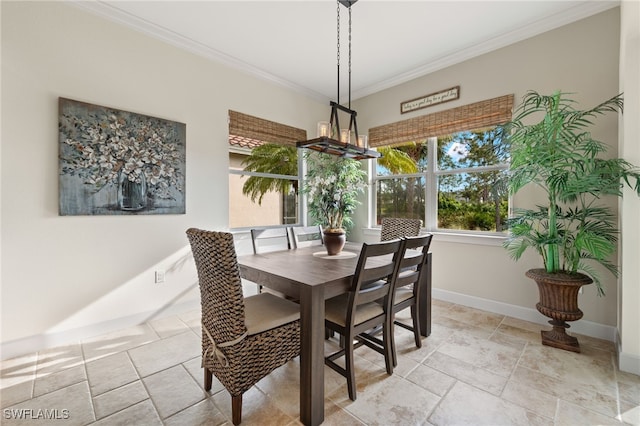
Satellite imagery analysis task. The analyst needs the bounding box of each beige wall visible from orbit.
[618,0,640,374]
[352,9,621,328]
[2,2,637,372]
[228,153,283,228]
[0,1,324,354]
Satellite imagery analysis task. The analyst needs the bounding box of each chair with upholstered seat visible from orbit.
[390,233,433,366]
[289,225,324,248]
[250,227,291,253]
[324,238,406,401]
[250,227,291,294]
[186,228,300,425]
[380,217,422,241]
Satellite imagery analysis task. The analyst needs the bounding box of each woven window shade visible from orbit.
[228,110,307,147]
[369,94,514,147]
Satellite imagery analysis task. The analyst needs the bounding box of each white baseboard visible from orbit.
[616,330,640,376]
[0,299,200,361]
[432,288,617,342]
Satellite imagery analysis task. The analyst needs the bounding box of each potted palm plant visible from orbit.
[302,151,366,255]
[504,90,640,352]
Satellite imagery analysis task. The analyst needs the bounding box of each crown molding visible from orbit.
[352,1,620,100]
[68,0,330,103]
[69,0,617,103]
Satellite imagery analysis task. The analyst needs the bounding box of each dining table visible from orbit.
[236,241,432,426]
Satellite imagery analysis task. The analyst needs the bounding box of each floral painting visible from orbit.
[59,98,186,215]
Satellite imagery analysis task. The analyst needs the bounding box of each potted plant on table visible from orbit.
[302,152,366,255]
[503,90,640,352]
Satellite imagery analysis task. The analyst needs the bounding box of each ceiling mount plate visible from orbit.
[338,0,358,8]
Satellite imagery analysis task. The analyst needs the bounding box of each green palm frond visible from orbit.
[503,91,640,295]
[241,143,298,205]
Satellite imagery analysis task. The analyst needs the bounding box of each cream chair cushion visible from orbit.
[325,294,384,327]
[244,293,300,335]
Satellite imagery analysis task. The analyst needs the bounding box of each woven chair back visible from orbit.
[186,228,247,345]
[380,218,422,241]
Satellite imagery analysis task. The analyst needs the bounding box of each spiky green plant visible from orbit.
[241,143,298,205]
[503,91,640,295]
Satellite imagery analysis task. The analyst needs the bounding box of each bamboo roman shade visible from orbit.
[368,94,514,147]
[228,110,307,147]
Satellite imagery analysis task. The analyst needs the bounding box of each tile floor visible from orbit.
[1,299,639,425]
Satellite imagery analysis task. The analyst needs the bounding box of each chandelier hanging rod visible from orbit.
[296,0,380,160]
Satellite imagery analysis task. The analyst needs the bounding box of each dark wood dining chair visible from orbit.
[250,227,291,254]
[186,228,300,425]
[324,238,406,401]
[250,227,292,294]
[390,233,433,366]
[289,225,324,248]
[380,217,422,241]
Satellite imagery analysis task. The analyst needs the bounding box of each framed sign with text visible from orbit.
[400,86,460,114]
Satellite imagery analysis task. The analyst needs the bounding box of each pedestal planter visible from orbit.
[526,268,593,353]
[323,229,346,255]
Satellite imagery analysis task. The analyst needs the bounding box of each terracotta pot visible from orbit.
[526,268,593,353]
[323,229,346,255]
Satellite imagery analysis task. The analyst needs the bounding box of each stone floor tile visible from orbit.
[182,356,225,394]
[92,380,149,420]
[429,381,547,426]
[163,398,227,426]
[91,399,162,426]
[128,330,200,378]
[341,374,439,426]
[85,351,139,396]
[148,315,191,339]
[501,378,558,420]
[436,332,522,377]
[82,323,160,362]
[405,363,456,397]
[36,344,84,377]
[423,350,508,396]
[143,365,206,419]
[511,365,621,419]
[518,343,617,397]
[0,380,34,409]
[211,386,295,426]
[554,399,622,425]
[33,365,86,397]
[2,381,94,426]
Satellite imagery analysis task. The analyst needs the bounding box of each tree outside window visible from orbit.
[375,126,509,233]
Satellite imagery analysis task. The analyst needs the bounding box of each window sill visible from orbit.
[362,228,506,247]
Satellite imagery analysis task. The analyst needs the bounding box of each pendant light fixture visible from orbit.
[297,0,380,160]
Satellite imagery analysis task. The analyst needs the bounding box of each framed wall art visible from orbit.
[59,98,186,215]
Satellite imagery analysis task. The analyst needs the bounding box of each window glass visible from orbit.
[374,127,508,233]
[229,138,299,228]
[437,170,508,231]
[376,176,426,225]
[438,127,509,170]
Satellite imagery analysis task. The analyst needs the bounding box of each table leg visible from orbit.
[299,285,325,426]
[419,253,432,337]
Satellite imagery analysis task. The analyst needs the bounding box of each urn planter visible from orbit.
[323,229,346,255]
[526,268,592,353]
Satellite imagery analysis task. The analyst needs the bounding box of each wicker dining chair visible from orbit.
[289,225,324,248]
[324,238,406,401]
[380,217,422,241]
[390,233,433,367]
[186,228,300,425]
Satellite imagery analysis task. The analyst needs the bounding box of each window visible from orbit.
[228,111,306,228]
[371,95,513,234]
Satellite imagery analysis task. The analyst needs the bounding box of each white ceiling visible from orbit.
[73,0,618,102]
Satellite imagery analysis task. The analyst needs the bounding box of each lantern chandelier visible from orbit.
[296,0,380,160]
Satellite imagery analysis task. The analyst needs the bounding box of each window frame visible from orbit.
[372,133,510,236]
[227,110,307,230]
